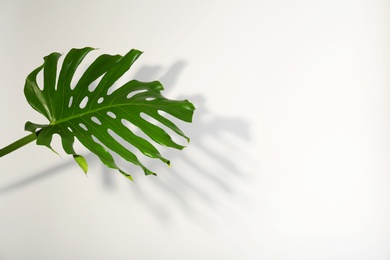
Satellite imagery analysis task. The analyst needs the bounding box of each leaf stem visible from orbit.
[0,133,37,157]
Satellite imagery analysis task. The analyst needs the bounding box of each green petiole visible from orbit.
[0,133,37,157]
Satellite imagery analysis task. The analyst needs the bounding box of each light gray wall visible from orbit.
[1,0,389,259]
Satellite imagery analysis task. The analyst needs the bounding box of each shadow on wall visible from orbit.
[0,60,256,228]
[100,61,256,228]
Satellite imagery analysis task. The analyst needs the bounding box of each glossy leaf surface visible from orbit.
[24,47,195,179]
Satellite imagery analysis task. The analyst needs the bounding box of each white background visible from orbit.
[1,0,389,259]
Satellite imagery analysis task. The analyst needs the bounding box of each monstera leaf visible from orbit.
[1,47,195,180]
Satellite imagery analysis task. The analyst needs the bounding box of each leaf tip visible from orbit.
[120,170,134,182]
[73,154,88,174]
[50,147,61,157]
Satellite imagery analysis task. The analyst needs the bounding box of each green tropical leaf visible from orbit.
[23,47,195,179]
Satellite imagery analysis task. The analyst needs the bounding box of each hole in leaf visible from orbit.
[54,56,64,91]
[51,133,63,154]
[70,68,82,90]
[79,123,88,131]
[140,112,187,146]
[79,96,89,109]
[121,119,138,133]
[140,112,159,125]
[107,128,141,156]
[68,96,73,108]
[36,70,44,91]
[70,53,94,90]
[97,97,104,104]
[107,111,116,119]
[126,90,147,99]
[91,135,102,146]
[158,110,179,121]
[106,75,130,96]
[67,127,73,132]
[88,74,103,92]
[146,97,156,101]
[91,116,102,125]
[121,119,155,145]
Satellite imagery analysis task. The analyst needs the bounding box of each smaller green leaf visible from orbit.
[73,154,88,174]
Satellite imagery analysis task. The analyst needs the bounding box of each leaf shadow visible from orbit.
[0,60,257,230]
[101,61,256,229]
[0,154,93,196]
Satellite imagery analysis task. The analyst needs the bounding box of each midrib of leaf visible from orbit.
[50,102,162,125]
